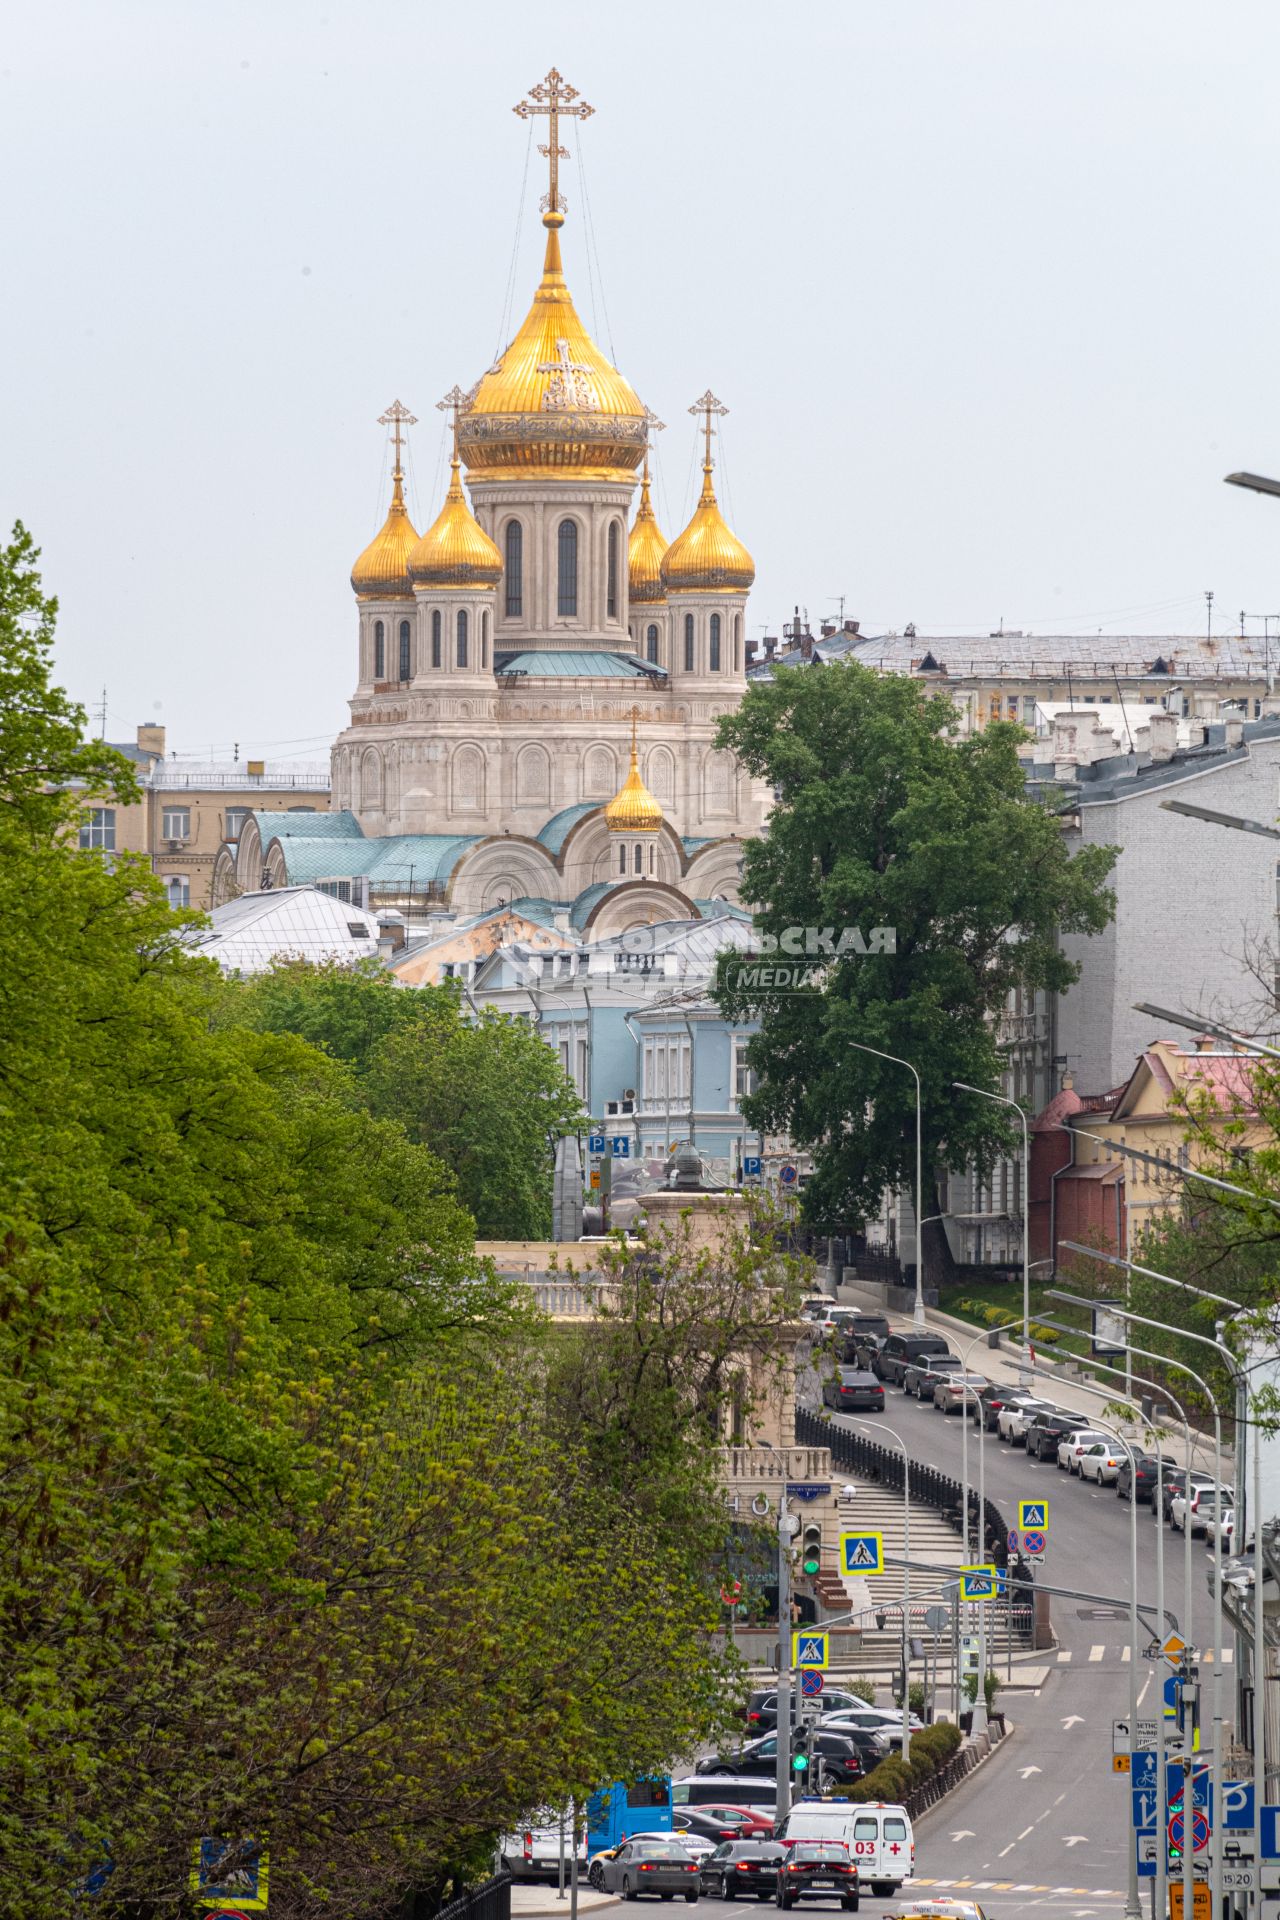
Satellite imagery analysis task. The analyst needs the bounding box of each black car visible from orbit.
[703,1733,864,1787]
[742,1688,866,1734]
[699,1841,784,1899]
[775,1842,858,1910]
[1116,1453,1159,1503]
[1025,1410,1090,1460]
[822,1367,885,1413]
[838,1314,891,1365]
[875,1332,951,1385]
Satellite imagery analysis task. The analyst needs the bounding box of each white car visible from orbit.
[501,1812,588,1882]
[1172,1484,1235,1535]
[819,1706,924,1749]
[998,1398,1054,1444]
[1078,1440,1125,1485]
[1057,1429,1112,1472]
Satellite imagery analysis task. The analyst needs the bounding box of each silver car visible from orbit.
[599,1838,701,1901]
[934,1372,989,1415]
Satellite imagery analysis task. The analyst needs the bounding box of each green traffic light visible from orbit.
[802,1554,820,1575]
[792,1754,809,1772]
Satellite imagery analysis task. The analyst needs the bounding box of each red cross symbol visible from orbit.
[889,1844,902,1855]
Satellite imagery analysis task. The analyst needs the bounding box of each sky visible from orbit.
[5,0,1280,762]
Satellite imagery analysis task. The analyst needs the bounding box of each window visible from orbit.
[607,519,619,618]
[684,612,695,671]
[398,618,411,681]
[709,612,722,671]
[576,1036,588,1094]
[505,519,523,617]
[618,843,627,874]
[647,623,659,664]
[732,1036,757,1111]
[557,518,578,617]
[79,806,116,851]
[431,608,441,668]
[457,608,468,668]
[162,806,190,840]
[164,875,190,907]
[482,610,489,669]
[318,879,353,903]
[734,612,741,671]
[224,807,249,840]
[634,842,643,873]
[374,618,385,679]
[643,1034,691,1103]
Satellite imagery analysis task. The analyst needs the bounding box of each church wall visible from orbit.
[470,479,636,650]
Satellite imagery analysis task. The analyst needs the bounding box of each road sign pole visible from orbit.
[776,1492,792,1823]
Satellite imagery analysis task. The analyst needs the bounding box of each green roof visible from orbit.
[569,883,612,929]
[538,803,597,853]
[253,806,362,841]
[266,831,481,888]
[495,650,664,679]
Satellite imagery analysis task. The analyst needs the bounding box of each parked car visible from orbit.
[903,1354,963,1399]
[876,1332,951,1386]
[997,1397,1055,1444]
[1025,1410,1091,1460]
[1162,1468,1214,1523]
[1078,1440,1126,1484]
[499,1812,588,1882]
[1057,1429,1113,1473]
[743,1689,865,1733]
[699,1840,785,1899]
[971,1383,1037,1430]
[1171,1484,1235,1536]
[934,1371,990,1415]
[822,1367,886,1413]
[839,1315,892,1366]
[774,1841,859,1910]
[1116,1452,1160,1503]
[595,1837,701,1900]
[699,1733,864,1787]
[679,1807,775,1843]
[819,1706,923,1752]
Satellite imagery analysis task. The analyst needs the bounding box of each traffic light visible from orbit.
[800,1525,822,1578]
[1169,1794,1183,1861]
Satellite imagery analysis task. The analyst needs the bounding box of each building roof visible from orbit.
[494,649,665,679]
[842,631,1279,680]
[537,803,597,854]
[184,886,380,975]
[266,828,481,889]
[255,807,363,841]
[569,882,612,929]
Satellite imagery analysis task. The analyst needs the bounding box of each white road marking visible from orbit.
[1061,1713,1085,1728]
[1122,1644,1132,1661]
[1057,1649,1073,1663]
[999,1844,1017,1857]
[1089,1644,1105,1662]
[1019,1826,1035,1840]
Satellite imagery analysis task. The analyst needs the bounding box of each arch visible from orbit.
[607,519,620,619]
[449,836,560,917]
[644,744,675,805]
[583,742,617,797]
[516,742,552,807]
[431,608,442,669]
[373,618,385,680]
[398,618,411,682]
[581,878,700,941]
[557,517,579,617]
[709,611,722,672]
[360,747,384,811]
[449,743,485,813]
[504,519,523,617]
[684,839,746,902]
[702,747,735,815]
[482,608,490,669]
[457,608,469,669]
[646,622,659,664]
[684,611,695,672]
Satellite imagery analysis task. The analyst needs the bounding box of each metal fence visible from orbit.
[391,1870,512,1920]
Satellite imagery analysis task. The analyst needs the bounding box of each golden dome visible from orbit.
[460,214,647,482]
[351,470,419,600]
[628,458,668,605]
[661,460,755,594]
[408,455,503,589]
[604,713,664,834]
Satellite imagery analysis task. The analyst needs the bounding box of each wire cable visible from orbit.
[576,121,617,366]
[494,120,535,365]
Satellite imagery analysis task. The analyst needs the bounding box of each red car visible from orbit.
[696,1804,775,1839]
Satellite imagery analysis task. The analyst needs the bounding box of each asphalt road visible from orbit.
[825,1381,1231,1920]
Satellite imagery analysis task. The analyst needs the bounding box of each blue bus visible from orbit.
[587,1777,673,1853]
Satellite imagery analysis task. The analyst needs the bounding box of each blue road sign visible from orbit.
[1258,1806,1280,1860]
[610,1135,630,1157]
[1132,1751,1158,1792]
[1168,1761,1210,1808]
[800,1668,824,1698]
[1136,1832,1159,1878]
[1023,1529,1046,1556]
[1211,1782,1256,1831]
[1164,1675,1180,1719]
[793,1630,829,1670]
[588,1134,606,1153]
[191,1838,269,1911]
[840,1532,884,1575]
[743,1155,762,1177]
[779,1164,799,1187]
[1019,1500,1049,1530]
[1133,1788,1159,1832]
[1007,1528,1019,1556]
[959,1563,998,1601]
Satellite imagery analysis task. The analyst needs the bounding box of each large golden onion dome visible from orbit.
[459,213,647,483]
[604,714,664,834]
[628,457,668,605]
[408,454,503,589]
[351,469,419,600]
[662,458,755,594]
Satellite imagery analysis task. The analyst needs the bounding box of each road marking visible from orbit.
[999,1844,1017,1857]
[1063,1836,1089,1847]
[1089,1644,1105,1662]
[1061,1713,1085,1728]
[1057,1648,1072,1663]
[1122,1644,1132,1661]
[1018,1827,1035,1840]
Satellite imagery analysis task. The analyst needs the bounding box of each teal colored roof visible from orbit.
[569,882,612,929]
[504,897,564,927]
[254,807,364,841]
[682,837,711,854]
[538,803,597,853]
[495,650,664,679]
[694,900,751,921]
[267,831,481,888]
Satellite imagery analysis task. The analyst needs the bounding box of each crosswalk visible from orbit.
[912,1878,1127,1898]
[1054,1645,1233,1664]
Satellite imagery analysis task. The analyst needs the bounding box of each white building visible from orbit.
[183,886,380,976]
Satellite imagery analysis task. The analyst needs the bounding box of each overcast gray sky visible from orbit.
[5,0,1280,761]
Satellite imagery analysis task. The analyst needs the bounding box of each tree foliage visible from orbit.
[714,662,1116,1230]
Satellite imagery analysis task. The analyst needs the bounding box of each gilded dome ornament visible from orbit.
[407,388,503,589]
[661,391,755,594]
[628,449,669,606]
[604,707,665,835]
[351,399,420,600]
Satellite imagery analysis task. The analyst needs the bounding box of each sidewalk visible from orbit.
[510,1887,616,1917]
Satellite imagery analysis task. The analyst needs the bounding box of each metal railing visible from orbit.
[398,1870,512,1920]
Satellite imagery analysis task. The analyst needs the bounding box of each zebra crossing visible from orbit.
[1052,1644,1233,1664]
[911,1877,1127,1898]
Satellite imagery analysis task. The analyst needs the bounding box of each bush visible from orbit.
[847,1676,876,1706]
[949,1297,1060,1345]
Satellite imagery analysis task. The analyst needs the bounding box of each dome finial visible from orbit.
[378,397,418,507]
[604,704,664,835]
[407,384,502,589]
[513,66,595,223]
[660,390,754,594]
[352,402,420,598]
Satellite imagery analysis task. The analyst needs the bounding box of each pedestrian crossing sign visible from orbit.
[959,1563,998,1601]
[793,1630,829,1670]
[1018,1499,1049,1530]
[839,1531,884,1576]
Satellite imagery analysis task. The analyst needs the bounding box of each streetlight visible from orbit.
[1132,1000,1280,1063]
[849,1416,913,1760]
[953,1080,1031,1381]
[845,1040,926,1328]
[1225,471,1280,498]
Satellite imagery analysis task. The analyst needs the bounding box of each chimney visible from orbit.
[1148,710,1178,763]
[764,635,778,660]
[821,622,836,639]
[1194,1034,1215,1053]
[136,722,166,757]
[1225,715,1245,748]
[376,909,407,956]
[844,620,860,635]
[1061,1070,1075,1091]
[745,637,759,664]
[800,632,815,661]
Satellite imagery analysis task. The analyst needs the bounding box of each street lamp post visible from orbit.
[850,1417,912,1760]
[953,1080,1031,1383]
[845,1041,926,1329]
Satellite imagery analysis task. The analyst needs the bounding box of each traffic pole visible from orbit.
[775,1492,792,1823]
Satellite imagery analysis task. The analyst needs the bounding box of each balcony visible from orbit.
[719,1445,832,1483]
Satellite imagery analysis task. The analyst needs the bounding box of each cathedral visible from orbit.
[215,71,767,937]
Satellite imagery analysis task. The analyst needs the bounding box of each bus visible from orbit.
[586,1777,673,1853]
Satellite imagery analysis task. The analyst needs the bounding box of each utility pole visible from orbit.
[775,1493,793,1822]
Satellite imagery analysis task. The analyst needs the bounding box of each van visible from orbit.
[775,1800,914,1894]
[875,1333,950,1387]
[673,1775,778,1811]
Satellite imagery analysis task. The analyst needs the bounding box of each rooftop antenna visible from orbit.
[1205,589,1214,641]
[97,686,108,739]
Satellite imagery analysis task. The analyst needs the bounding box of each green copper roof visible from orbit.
[538,803,597,853]
[495,650,664,679]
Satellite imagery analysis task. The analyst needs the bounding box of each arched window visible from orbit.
[431,609,442,669]
[557,518,578,617]
[648,843,655,873]
[505,520,523,617]
[709,612,722,672]
[684,612,695,672]
[607,520,619,619]
[457,608,468,669]
[634,842,643,874]
[618,843,627,875]
[374,619,385,680]
[647,623,659,664]
[482,609,489,669]
[398,619,411,682]
[734,613,741,672]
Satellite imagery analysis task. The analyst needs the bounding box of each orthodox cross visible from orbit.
[378,398,417,476]
[513,67,594,216]
[629,703,641,762]
[642,405,665,485]
[436,384,470,456]
[536,338,597,412]
[689,389,728,468]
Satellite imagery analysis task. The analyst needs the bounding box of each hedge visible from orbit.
[834,1719,962,1802]
[950,1297,1061,1345]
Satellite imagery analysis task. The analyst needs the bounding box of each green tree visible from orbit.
[714,663,1116,1257]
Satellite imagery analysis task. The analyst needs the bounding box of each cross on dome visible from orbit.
[513,66,594,218]
[377,398,418,478]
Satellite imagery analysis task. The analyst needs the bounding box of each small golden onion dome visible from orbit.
[661,461,755,594]
[628,464,669,605]
[604,735,664,835]
[460,214,647,482]
[351,470,419,599]
[408,456,503,589]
